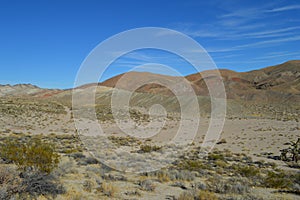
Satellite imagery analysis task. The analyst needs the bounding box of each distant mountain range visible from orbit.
[1,60,299,103]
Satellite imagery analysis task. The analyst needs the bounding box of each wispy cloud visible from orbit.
[220,7,264,19]
[206,35,300,53]
[266,5,300,12]
[253,51,300,60]
[232,26,300,39]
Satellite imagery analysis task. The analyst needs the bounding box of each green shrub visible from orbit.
[264,171,292,189]
[0,138,60,173]
[177,159,211,171]
[139,145,161,153]
[208,153,225,161]
[234,165,260,177]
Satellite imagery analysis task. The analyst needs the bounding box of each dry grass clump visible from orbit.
[83,180,95,192]
[177,190,218,200]
[59,188,84,200]
[98,182,118,197]
[108,135,140,147]
[207,176,250,194]
[138,179,156,191]
[146,169,196,182]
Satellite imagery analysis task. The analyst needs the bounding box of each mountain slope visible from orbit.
[98,60,300,102]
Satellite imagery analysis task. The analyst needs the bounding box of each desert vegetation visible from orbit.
[0,132,299,199]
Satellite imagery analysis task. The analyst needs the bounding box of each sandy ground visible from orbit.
[1,105,298,163]
[1,106,299,199]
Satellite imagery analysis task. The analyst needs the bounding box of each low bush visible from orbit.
[0,166,24,200]
[234,165,260,178]
[99,182,118,197]
[138,179,156,191]
[264,171,292,189]
[177,190,218,200]
[208,177,250,194]
[20,171,65,198]
[138,145,161,153]
[177,159,211,172]
[0,137,60,174]
[208,153,225,161]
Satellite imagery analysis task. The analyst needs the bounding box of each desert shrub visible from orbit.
[191,181,207,190]
[83,180,94,192]
[196,190,218,200]
[215,160,228,168]
[138,144,161,153]
[108,136,139,147]
[138,179,156,191]
[208,177,250,194]
[0,138,60,173]
[233,165,260,178]
[157,170,171,182]
[124,190,141,196]
[222,194,263,200]
[53,157,76,177]
[99,182,118,197]
[177,191,194,200]
[102,173,127,181]
[264,171,292,189]
[174,170,196,181]
[177,159,211,171]
[294,172,300,185]
[21,171,65,198]
[61,188,84,200]
[178,190,218,200]
[0,166,24,200]
[280,138,300,163]
[208,153,225,161]
[148,169,196,182]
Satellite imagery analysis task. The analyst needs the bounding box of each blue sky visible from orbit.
[0,0,299,89]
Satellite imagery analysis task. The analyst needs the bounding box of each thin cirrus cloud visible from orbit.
[182,26,299,40]
[266,5,300,12]
[253,51,300,60]
[174,2,300,57]
[207,35,300,53]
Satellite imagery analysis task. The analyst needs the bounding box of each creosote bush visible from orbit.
[264,171,293,189]
[233,165,260,178]
[138,144,161,153]
[0,137,60,173]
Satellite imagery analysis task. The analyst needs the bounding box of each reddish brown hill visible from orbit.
[97,60,300,102]
[1,60,298,103]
